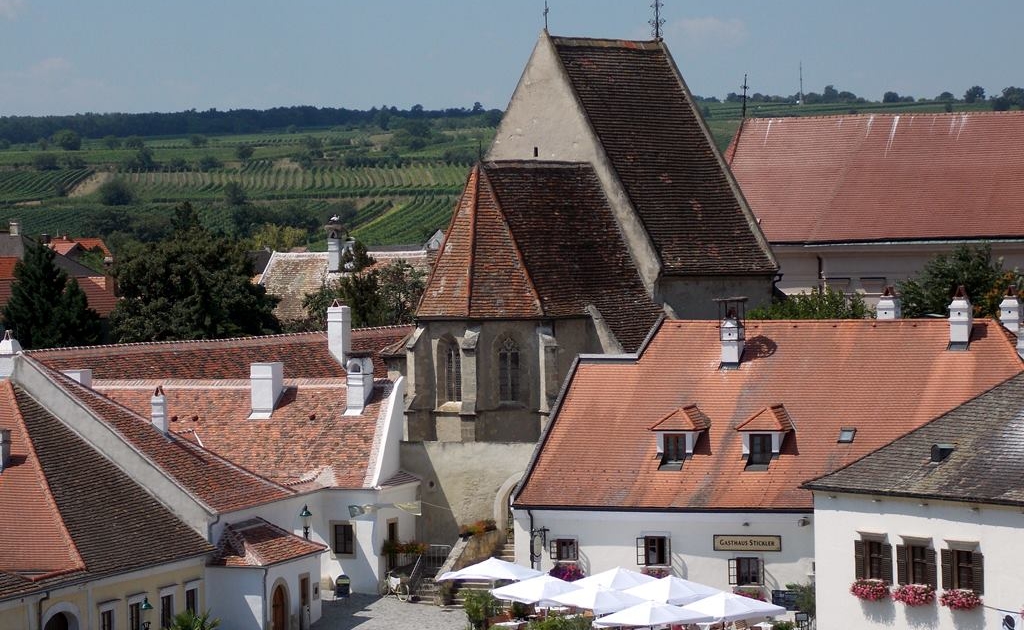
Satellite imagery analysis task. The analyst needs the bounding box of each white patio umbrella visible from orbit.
[436,557,544,582]
[680,592,786,624]
[592,600,715,628]
[575,567,656,591]
[623,575,723,606]
[491,574,582,605]
[549,585,648,615]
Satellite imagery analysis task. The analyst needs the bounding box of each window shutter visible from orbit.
[971,551,984,594]
[853,540,865,580]
[925,548,937,589]
[940,549,952,590]
[636,537,645,565]
[881,543,893,584]
[895,545,907,585]
[549,540,558,560]
[665,537,671,563]
[728,559,738,585]
[757,558,764,585]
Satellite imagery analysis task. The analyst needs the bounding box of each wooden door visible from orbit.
[271,585,287,630]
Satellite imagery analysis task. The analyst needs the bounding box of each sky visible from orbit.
[1,0,1021,116]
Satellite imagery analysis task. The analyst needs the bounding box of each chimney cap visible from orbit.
[953,285,968,299]
[153,385,165,396]
[1006,286,1019,298]
[881,286,895,297]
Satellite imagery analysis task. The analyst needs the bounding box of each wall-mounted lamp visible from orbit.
[299,504,313,540]
[796,517,810,527]
[348,501,426,518]
[140,596,153,630]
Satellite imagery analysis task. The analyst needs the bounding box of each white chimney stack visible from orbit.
[327,300,351,366]
[327,234,341,272]
[720,309,745,367]
[151,386,168,434]
[876,287,901,320]
[0,331,22,378]
[948,286,973,349]
[250,362,284,419]
[0,429,10,473]
[8,221,19,237]
[345,355,375,415]
[999,288,1021,333]
[62,369,93,388]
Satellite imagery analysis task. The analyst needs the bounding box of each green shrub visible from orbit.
[462,590,500,630]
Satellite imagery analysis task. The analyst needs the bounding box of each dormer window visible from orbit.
[747,434,773,469]
[737,404,794,471]
[649,405,710,470]
[661,434,687,470]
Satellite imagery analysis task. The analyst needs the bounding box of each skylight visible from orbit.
[838,427,856,443]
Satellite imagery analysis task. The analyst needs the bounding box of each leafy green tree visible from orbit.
[786,581,816,619]
[2,242,101,349]
[882,91,901,103]
[102,135,121,149]
[964,86,985,103]
[124,135,145,149]
[167,609,220,630]
[223,181,247,206]
[98,178,136,206]
[234,144,254,160]
[298,259,424,330]
[123,146,156,170]
[110,203,280,342]
[897,243,1021,318]
[748,286,869,320]
[0,139,10,150]
[246,223,308,252]
[51,129,81,151]
[197,155,222,171]
[189,134,208,147]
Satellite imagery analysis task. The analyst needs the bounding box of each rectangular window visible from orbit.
[100,610,113,630]
[549,538,578,562]
[333,522,355,556]
[747,434,773,468]
[636,535,669,566]
[660,434,687,470]
[128,602,141,630]
[942,548,984,593]
[186,587,198,614]
[728,557,762,585]
[161,594,173,629]
[854,538,892,582]
[896,543,936,587]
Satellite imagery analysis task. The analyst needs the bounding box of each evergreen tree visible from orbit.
[109,203,281,342]
[2,242,101,349]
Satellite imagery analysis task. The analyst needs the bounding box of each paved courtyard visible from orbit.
[313,593,469,630]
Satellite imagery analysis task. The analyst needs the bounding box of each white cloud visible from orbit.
[0,0,24,20]
[665,16,748,49]
[28,57,72,77]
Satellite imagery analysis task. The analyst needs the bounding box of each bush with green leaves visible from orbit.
[748,286,869,320]
[525,615,593,630]
[98,178,136,206]
[167,609,220,630]
[462,590,500,630]
[897,243,1022,318]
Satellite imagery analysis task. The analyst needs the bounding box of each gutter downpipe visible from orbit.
[527,510,536,570]
[262,567,269,630]
[37,591,50,630]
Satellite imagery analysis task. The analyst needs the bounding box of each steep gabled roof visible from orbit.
[419,161,662,351]
[211,518,325,568]
[736,404,794,432]
[28,325,411,380]
[516,319,1023,512]
[648,405,710,432]
[805,371,1024,506]
[727,112,1024,244]
[548,36,776,276]
[0,382,213,600]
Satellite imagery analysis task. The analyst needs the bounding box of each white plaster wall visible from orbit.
[513,509,814,598]
[207,566,264,630]
[814,492,1024,630]
[266,555,322,629]
[366,376,405,487]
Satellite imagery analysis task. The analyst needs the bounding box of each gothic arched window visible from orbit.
[444,342,462,403]
[498,337,520,403]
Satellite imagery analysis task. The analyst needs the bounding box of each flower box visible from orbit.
[892,584,935,606]
[733,587,767,601]
[549,563,585,581]
[850,579,890,601]
[939,589,982,611]
[641,566,671,579]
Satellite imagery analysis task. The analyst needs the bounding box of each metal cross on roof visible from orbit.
[649,0,665,40]
[543,1,549,31]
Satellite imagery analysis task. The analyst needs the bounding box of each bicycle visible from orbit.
[378,570,411,602]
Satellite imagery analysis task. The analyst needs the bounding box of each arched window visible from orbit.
[498,337,520,402]
[444,343,462,403]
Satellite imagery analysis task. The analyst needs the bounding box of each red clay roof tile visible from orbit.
[736,404,794,432]
[212,518,325,567]
[648,405,711,431]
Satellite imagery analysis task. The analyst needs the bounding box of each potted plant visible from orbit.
[734,586,767,601]
[641,566,670,578]
[939,589,982,611]
[892,584,935,606]
[850,579,890,601]
[549,563,585,581]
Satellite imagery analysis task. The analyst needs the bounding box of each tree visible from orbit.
[124,135,145,149]
[298,259,424,330]
[189,134,208,147]
[167,610,220,630]
[882,91,901,103]
[51,129,81,151]
[748,286,869,320]
[109,203,281,342]
[897,243,1021,318]
[2,241,101,349]
[223,181,247,206]
[123,146,156,170]
[197,155,222,171]
[98,178,136,206]
[936,91,955,102]
[964,85,985,103]
[235,144,254,161]
[102,135,121,149]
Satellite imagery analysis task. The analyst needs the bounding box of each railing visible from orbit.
[427,544,452,571]
[407,554,426,597]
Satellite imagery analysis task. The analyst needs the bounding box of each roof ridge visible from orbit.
[549,34,661,48]
[745,110,1024,123]
[466,165,479,316]
[4,383,87,577]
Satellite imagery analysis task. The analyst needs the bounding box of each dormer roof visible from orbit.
[211,518,325,568]
[736,404,794,432]
[649,405,710,432]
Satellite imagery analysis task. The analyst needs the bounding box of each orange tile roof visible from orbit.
[212,518,325,567]
[419,162,663,351]
[648,405,710,431]
[736,404,794,432]
[74,276,118,317]
[92,380,391,489]
[0,258,19,279]
[727,112,1024,244]
[516,319,1024,511]
[29,326,411,381]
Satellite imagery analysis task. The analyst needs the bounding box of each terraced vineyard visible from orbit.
[122,161,466,202]
[353,196,456,245]
[0,168,93,203]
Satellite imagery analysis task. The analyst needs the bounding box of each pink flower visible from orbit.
[892,584,935,606]
[939,589,982,611]
[549,563,585,582]
[850,579,890,601]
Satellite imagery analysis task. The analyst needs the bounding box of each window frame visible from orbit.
[854,537,892,582]
[660,434,687,470]
[728,557,763,585]
[549,537,578,562]
[184,579,201,615]
[498,336,521,403]
[127,593,147,630]
[636,535,670,566]
[941,546,984,594]
[332,521,356,557]
[159,589,174,629]
[443,341,462,403]
[895,542,936,587]
[98,601,116,630]
[746,433,773,469]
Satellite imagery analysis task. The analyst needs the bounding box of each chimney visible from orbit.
[876,287,901,320]
[250,362,284,419]
[62,369,93,388]
[326,217,343,272]
[345,354,375,415]
[715,297,748,369]
[8,221,19,237]
[40,233,50,244]
[151,386,168,434]
[999,287,1021,333]
[0,429,10,472]
[948,286,973,349]
[0,331,22,378]
[327,300,351,365]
